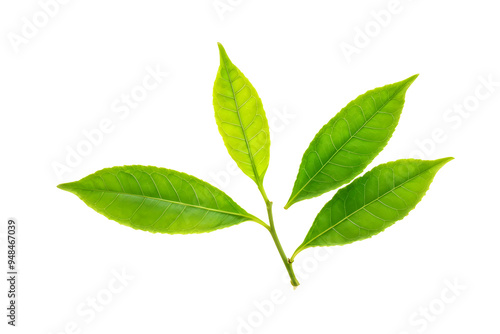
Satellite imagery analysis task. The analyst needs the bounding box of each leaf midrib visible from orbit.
[220,56,262,186]
[68,186,256,221]
[288,84,407,206]
[295,162,436,256]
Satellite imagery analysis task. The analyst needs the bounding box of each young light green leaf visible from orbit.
[58,165,266,234]
[291,158,452,260]
[213,43,271,187]
[285,75,419,209]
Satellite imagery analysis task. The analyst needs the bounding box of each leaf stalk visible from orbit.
[258,185,300,287]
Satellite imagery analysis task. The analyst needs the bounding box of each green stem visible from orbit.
[252,217,271,231]
[290,248,301,263]
[258,185,300,287]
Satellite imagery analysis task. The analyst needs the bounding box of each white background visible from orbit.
[1,0,499,333]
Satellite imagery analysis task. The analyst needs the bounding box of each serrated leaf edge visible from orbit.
[285,74,419,209]
[291,157,453,259]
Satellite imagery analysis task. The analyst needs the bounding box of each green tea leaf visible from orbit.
[285,75,419,209]
[58,165,265,234]
[213,43,271,187]
[292,158,452,259]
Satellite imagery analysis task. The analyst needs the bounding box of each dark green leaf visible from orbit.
[58,165,265,234]
[285,75,419,209]
[292,158,452,260]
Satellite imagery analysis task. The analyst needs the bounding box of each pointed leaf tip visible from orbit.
[409,73,419,81]
[57,182,72,192]
[435,156,454,167]
[402,74,419,87]
[217,42,229,61]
